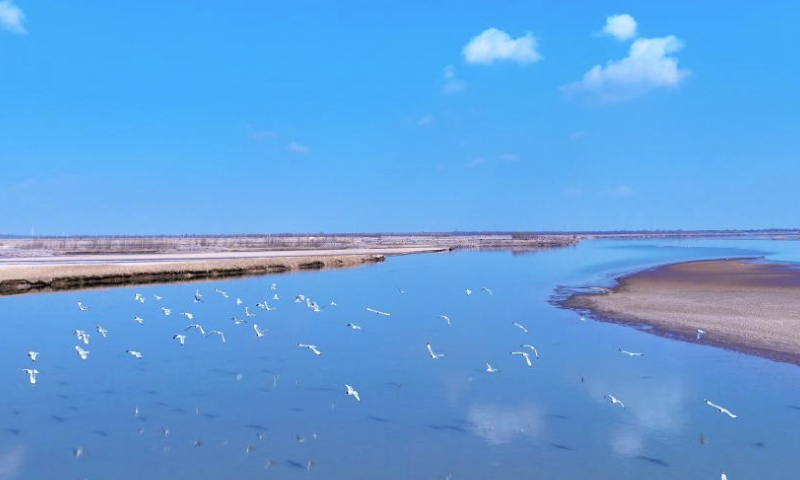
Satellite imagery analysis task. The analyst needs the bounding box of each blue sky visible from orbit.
[0,1,797,235]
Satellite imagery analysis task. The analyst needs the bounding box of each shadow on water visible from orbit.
[635,455,670,467]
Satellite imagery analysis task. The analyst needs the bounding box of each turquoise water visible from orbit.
[1,239,800,479]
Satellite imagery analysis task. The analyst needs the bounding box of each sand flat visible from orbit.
[564,258,800,364]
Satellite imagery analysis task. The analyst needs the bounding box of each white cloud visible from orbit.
[563,35,689,103]
[442,65,466,94]
[286,141,309,154]
[416,114,434,127]
[0,0,26,34]
[463,28,542,65]
[602,14,637,40]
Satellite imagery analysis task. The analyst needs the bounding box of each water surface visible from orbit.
[2,239,800,479]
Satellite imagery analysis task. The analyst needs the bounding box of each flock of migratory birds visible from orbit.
[17,281,734,479]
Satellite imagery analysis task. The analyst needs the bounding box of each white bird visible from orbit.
[521,344,540,359]
[134,293,144,302]
[126,350,143,360]
[253,324,267,338]
[696,329,706,340]
[73,330,90,345]
[465,289,472,296]
[426,342,446,359]
[704,399,738,419]
[721,473,728,480]
[270,283,277,291]
[294,295,306,303]
[366,307,391,316]
[215,289,229,299]
[179,312,194,320]
[486,362,500,373]
[245,306,256,318]
[345,384,361,402]
[619,348,643,357]
[512,322,530,334]
[27,351,39,362]
[74,345,90,360]
[605,394,626,409]
[133,315,145,325]
[297,343,321,356]
[231,317,247,325]
[194,289,203,302]
[161,307,172,316]
[438,315,452,326]
[173,334,187,346]
[346,323,362,331]
[96,325,108,338]
[185,324,206,335]
[272,293,280,301]
[330,301,337,307]
[510,351,532,367]
[481,287,493,296]
[206,330,226,344]
[236,298,243,305]
[154,295,163,301]
[77,302,90,311]
[22,368,38,385]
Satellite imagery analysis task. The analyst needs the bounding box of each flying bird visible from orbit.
[297,343,321,356]
[22,368,39,385]
[512,322,530,334]
[465,289,472,296]
[73,330,90,345]
[273,293,280,301]
[521,344,540,359]
[481,287,493,295]
[510,351,532,367]
[185,324,206,335]
[173,334,187,346]
[154,295,163,301]
[253,324,267,338]
[96,325,108,338]
[366,307,391,316]
[486,363,500,373]
[126,350,144,360]
[215,289,229,299]
[245,307,256,318]
[618,348,643,357]
[75,345,90,360]
[236,298,243,305]
[605,394,626,409]
[194,289,203,303]
[133,316,145,325]
[345,384,361,402]
[270,283,277,291]
[206,330,227,344]
[161,307,172,316]
[231,317,247,325]
[27,351,39,362]
[77,302,90,311]
[704,399,737,419]
[438,315,452,326]
[179,312,194,320]
[346,323,362,331]
[426,342,446,359]
[696,329,706,340]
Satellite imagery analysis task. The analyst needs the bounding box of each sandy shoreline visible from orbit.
[561,258,800,365]
[0,247,446,296]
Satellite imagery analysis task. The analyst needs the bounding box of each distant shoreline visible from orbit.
[558,258,800,366]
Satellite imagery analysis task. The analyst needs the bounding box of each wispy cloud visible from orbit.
[416,114,434,127]
[601,13,637,41]
[467,157,486,168]
[466,404,543,445]
[463,28,542,65]
[570,130,586,141]
[564,16,689,103]
[0,0,26,34]
[607,185,636,197]
[247,126,277,142]
[496,153,520,162]
[442,65,466,94]
[286,141,309,154]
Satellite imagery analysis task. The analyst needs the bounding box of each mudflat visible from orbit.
[563,258,800,365]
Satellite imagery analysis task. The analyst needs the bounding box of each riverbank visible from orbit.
[0,247,443,295]
[561,258,800,365]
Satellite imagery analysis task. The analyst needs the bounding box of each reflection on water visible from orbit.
[1,239,800,479]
